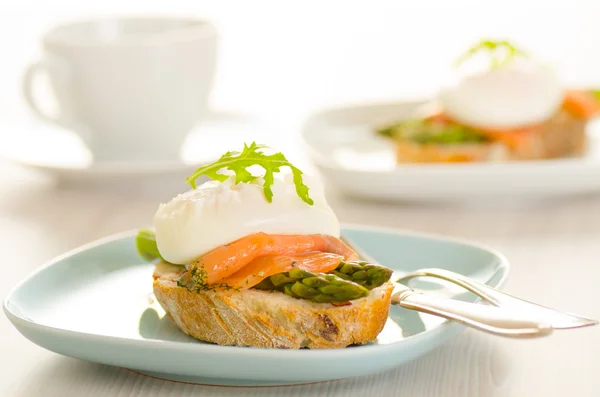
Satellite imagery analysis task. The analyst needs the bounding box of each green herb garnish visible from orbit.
[186,142,314,205]
[136,228,165,262]
[377,119,488,145]
[455,39,528,69]
[591,90,600,102]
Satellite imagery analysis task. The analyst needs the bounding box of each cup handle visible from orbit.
[22,61,64,125]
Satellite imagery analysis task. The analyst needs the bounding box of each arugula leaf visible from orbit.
[186,142,314,205]
[455,39,528,69]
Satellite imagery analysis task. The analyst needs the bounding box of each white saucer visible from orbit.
[301,100,600,202]
[0,111,276,185]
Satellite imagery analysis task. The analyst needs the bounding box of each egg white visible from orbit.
[153,174,340,264]
[439,59,564,129]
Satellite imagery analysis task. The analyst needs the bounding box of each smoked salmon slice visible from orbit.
[190,233,358,286]
[562,90,600,119]
[476,124,542,149]
[217,252,345,290]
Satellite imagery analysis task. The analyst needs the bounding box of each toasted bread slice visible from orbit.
[507,111,586,160]
[393,111,586,163]
[395,141,509,163]
[152,262,394,349]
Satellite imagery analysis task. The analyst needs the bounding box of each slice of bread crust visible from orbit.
[393,111,587,163]
[395,141,509,163]
[152,262,394,349]
[509,111,586,160]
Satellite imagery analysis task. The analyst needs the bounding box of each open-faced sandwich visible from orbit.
[136,143,394,349]
[377,40,600,163]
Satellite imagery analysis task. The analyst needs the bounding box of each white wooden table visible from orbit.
[2,2,600,395]
[1,155,599,397]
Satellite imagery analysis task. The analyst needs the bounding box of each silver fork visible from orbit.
[340,234,597,338]
[397,268,597,330]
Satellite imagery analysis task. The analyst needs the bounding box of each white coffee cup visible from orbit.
[23,17,218,163]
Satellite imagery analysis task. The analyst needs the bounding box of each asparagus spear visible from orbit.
[254,268,371,303]
[331,261,394,290]
[254,261,394,303]
[136,229,164,261]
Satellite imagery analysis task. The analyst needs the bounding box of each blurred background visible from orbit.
[2,0,600,133]
[1,0,600,244]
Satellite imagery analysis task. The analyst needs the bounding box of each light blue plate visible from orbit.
[3,225,509,386]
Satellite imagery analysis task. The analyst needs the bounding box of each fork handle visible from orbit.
[393,290,553,338]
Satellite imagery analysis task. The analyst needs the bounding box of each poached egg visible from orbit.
[439,58,564,129]
[153,174,340,264]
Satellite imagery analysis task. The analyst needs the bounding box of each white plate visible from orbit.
[0,111,276,185]
[4,225,509,386]
[300,100,600,202]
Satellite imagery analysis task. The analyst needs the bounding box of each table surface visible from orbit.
[2,3,600,395]
[1,150,599,397]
